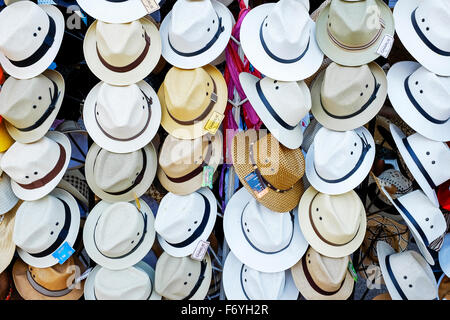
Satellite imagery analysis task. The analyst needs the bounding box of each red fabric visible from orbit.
[437,180,450,211]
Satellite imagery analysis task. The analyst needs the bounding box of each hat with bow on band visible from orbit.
[439,233,450,277]
[155,188,217,258]
[158,65,227,140]
[240,0,324,81]
[83,81,161,154]
[160,0,233,69]
[387,61,450,142]
[239,73,311,149]
[13,188,80,268]
[83,17,161,86]
[0,70,65,144]
[84,261,161,300]
[223,187,308,273]
[154,252,212,300]
[311,62,387,132]
[0,199,21,274]
[222,251,299,300]
[0,118,14,153]
[83,199,156,270]
[394,0,450,76]
[389,123,450,208]
[0,1,65,79]
[157,133,222,196]
[0,131,71,201]
[377,241,439,300]
[85,142,157,202]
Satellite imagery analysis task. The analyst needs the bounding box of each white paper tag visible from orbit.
[74,267,93,284]
[377,34,394,58]
[191,240,210,261]
[141,0,160,14]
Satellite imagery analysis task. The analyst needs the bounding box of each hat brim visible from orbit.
[0,175,19,215]
[222,251,299,300]
[239,72,310,149]
[311,62,387,132]
[0,5,64,80]
[82,199,156,270]
[439,234,450,277]
[240,3,324,81]
[5,70,65,144]
[0,200,20,274]
[85,143,157,202]
[159,64,227,140]
[387,61,450,142]
[160,0,233,69]
[223,187,308,273]
[298,186,367,258]
[315,0,395,66]
[16,188,80,268]
[157,188,218,257]
[10,131,71,201]
[83,17,161,86]
[83,80,161,154]
[394,0,450,76]
[305,126,375,195]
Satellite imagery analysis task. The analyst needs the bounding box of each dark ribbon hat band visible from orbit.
[9,14,56,68]
[301,256,344,296]
[385,254,408,300]
[392,198,430,247]
[239,264,251,300]
[183,259,207,300]
[26,270,73,297]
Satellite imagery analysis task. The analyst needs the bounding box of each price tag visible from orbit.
[191,240,210,261]
[52,242,75,265]
[244,171,268,199]
[204,111,224,135]
[141,0,160,14]
[201,166,214,189]
[348,261,358,282]
[376,34,394,58]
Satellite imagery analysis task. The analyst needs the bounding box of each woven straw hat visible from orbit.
[232,130,305,213]
[0,118,14,153]
[0,200,22,274]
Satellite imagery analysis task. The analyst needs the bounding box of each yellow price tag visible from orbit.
[134,192,141,210]
[204,111,224,135]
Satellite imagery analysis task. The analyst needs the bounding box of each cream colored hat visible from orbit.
[159,65,227,140]
[1,131,71,201]
[83,17,161,86]
[0,200,21,274]
[157,132,222,195]
[0,175,19,215]
[311,62,387,131]
[0,70,65,143]
[316,0,395,66]
[83,81,161,154]
[85,142,157,202]
[298,186,367,258]
[291,246,354,300]
[0,1,65,79]
[154,252,212,300]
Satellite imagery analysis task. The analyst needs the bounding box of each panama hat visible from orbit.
[85,142,157,202]
[12,256,85,300]
[0,70,65,144]
[160,0,233,69]
[84,261,161,300]
[316,0,395,66]
[0,118,14,153]
[240,0,323,81]
[0,1,64,79]
[439,234,450,277]
[83,198,155,270]
[0,175,19,216]
[387,61,450,142]
[223,187,308,273]
[232,130,305,213]
[438,273,450,300]
[394,0,450,76]
[83,17,161,86]
[239,73,311,149]
[154,251,212,300]
[1,131,71,201]
[311,62,387,131]
[305,126,375,195]
[298,186,367,258]
[222,251,299,300]
[158,65,227,140]
[13,188,80,268]
[389,123,450,208]
[83,81,161,154]
[377,241,439,300]
[155,188,217,257]
[0,200,21,274]
[157,133,222,195]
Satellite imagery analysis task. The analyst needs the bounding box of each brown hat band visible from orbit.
[301,256,344,296]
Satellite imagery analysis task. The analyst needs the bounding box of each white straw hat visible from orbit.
[0,175,19,215]
[439,234,450,277]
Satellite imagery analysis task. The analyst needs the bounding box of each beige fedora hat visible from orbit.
[316,0,395,66]
[291,246,354,300]
[159,65,227,140]
[0,200,22,274]
[0,70,65,143]
[157,132,222,195]
[83,17,161,86]
[298,186,367,258]
[85,142,157,202]
[311,62,387,131]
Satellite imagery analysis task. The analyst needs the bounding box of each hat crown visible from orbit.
[241,265,286,299]
[94,202,144,258]
[28,256,77,291]
[94,266,152,300]
[96,20,147,67]
[415,0,450,52]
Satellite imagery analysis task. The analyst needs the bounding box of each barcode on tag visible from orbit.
[141,0,160,14]
[376,34,394,58]
[191,240,210,261]
[204,112,224,135]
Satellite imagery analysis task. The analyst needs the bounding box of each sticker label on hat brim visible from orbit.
[191,240,210,261]
[202,166,214,189]
[244,171,269,199]
[348,261,358,282]
[141,0,160,14]
[204,112,224,135]
[52,241,75,265]
[376,34,394,58]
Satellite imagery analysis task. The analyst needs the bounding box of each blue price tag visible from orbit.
[244,171,268,198]
[52,241,75,264]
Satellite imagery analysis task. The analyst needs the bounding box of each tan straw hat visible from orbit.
[0,200,22,274]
